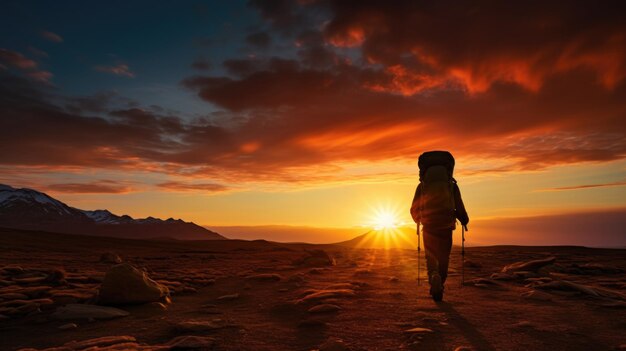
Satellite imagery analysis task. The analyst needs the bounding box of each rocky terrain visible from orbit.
[1,227,625,350]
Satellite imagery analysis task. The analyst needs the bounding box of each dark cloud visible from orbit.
[246,31,272,49]
[191,58,212,71]
[321,0,626,93]
[1,1,625,185]
[41,30,63,43]
[95,63,135,78]
[0,49,37,69]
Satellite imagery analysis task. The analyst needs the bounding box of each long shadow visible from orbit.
[437,301,497,351]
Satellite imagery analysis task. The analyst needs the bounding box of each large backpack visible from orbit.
[418,151,456,229]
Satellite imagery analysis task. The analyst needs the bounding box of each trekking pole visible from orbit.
[461,225,466,287]
[417,224,421,286]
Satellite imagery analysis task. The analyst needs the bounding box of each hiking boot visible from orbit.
[430,273,443,302]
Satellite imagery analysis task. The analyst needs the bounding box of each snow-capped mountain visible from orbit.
[0,184,225,240]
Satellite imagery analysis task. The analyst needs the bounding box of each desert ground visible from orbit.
[1,228,625,351]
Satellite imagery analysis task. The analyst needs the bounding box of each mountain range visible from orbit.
[0,184,224,240]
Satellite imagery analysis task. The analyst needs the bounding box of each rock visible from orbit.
[298,289,356,304]
[354,269,372,276]
[521,290,553,301]
[217,293,240,301]
[52,304,129,320]
[490,273,515,280]
[245,273,282,282]
[501,256,556,273]
[404,327,433,333]
[58,323,78,330]
[454,347,473,351]
[63,335,136,349]
[15,302,40,314]
[319,338,350,351]
[100,252,123,264]
[293,249,336,267]
[13,276,47,285]
[2,265,24,274]
[172,318,238,332]
[98,263,169,305]
[0,292,28,300]
[513,320,534,328]
[308,304,341,313]
[166,335,216,349]
[17,286,51,298]
[389,276,400,283]
[513,271,537,279]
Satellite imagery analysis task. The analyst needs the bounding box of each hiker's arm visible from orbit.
[454,184,469,226]
[409,184,422,224]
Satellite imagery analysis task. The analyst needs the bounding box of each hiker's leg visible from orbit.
[438,230,453,285]
[422,232,439,286]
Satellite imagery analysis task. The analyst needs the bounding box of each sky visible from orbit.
[0,1,625,245]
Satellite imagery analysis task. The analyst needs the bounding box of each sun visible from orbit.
[371,207,402,230]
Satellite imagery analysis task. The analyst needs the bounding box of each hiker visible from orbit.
[410,151,469,302]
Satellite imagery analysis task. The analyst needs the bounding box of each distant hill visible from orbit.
[0,184,224,240]
[335,227,418,249]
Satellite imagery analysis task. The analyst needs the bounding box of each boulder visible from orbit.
[293,250,336,267]
[98,263,169,305]
[501,256,556,273]
[52,304,129,320]
[100,252,123,264]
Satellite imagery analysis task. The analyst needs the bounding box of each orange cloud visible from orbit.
[45,180,132,194]
[537,180,626,192]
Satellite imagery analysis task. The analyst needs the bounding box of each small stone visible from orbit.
[454,347,473,351]
[166,335,215,349]
[0,293,28,300]
[319,338,350,351]
[172,318,238,332]
[64,335,136,349]
[217,293,240,301]
[308,304,341,313]
[58,323,78,330]
[389,276,400,283]
[404,327,433,333]
[245,273,282,282]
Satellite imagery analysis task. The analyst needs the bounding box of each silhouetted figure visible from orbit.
[410,151,469,302]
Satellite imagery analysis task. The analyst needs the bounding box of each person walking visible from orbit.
[410,151,469,302]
